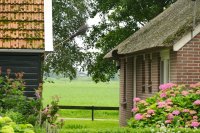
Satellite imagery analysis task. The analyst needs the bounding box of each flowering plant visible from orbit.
[0,69,42,125]
[129,83,200,128]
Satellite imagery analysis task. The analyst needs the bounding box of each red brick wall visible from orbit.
[151,53,160,92]
[136,54,159,99]
[119,57,134,126]
[136,55,143,99]
[119,58,125,126]
[119,53,160,126]
[171,33,200,84]
[170,50,178,83]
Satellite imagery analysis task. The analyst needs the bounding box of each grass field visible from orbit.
[43,77,119,119]
[60,120,120,133]
[35,121,200,133]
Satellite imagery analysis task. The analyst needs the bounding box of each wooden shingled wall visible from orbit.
[0,0,44,49]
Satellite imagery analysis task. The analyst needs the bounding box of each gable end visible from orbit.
[173,24,200,51]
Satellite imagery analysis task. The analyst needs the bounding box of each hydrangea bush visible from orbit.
[0,116,34,133]
[129,83,200,128]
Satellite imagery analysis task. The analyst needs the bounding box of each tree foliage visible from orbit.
[44,0,88,80]
[45,0,176,82]
[85,0,176,82]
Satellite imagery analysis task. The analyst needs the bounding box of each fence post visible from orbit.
[92,106,94,121]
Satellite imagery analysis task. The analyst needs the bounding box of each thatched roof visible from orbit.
[105,0,200,58]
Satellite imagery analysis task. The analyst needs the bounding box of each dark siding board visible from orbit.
[1,67,38,73]
[0,54,40,60]
[24,79,39,86]
[24,91,36,97]
[0,61,39,67]
[23,73,39,79]
[0,53,43,98]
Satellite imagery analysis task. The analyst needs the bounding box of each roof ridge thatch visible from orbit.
[105,0,200,58]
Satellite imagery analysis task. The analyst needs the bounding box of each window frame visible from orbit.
[160,50,170,84]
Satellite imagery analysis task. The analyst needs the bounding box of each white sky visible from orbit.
[87,13,101,27]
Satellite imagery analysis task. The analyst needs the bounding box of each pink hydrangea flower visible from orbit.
[166,98,172,102]
[193,100,200,105]
[160,93,167,98]
[166,99,173,105]
[181,91,189,96]
[139,100,148,105]
[159,83,176,91]
[182,109,190,113]
[191,122,200,127]
[193,116,198,120]
[190,110,197,115]
[165,120,172,124]
[157,101,166,108]
[131,107,139,113]
[172,110,180,115]
[196,90,200,94]
[134,113,143,120]
[170,94,176,97]
[133,97,141,102]
[190,82,200,88]
[146,114,151,118]
[166,106,172,109]
[167,113,174,120]
[147,109,155,115]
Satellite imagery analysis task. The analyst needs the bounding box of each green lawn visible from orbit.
[60,120,120,133]
[36,120,200,133]
[43,78,119,119]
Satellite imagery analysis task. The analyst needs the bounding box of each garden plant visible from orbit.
[130,83,200,129]
[0,69,63,132]
[0,116,34,133]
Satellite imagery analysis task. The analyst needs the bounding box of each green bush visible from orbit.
[4,110,25,124]
[129,83,200,128]
[0,116,35,133]
[0,73,41,125]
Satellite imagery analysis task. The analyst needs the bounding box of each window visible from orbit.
[160,50,170,84]
[141,54,152,93]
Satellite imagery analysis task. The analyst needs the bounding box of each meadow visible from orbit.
[43,77,119,119]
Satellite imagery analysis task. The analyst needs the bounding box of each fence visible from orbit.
[58,105,119,121]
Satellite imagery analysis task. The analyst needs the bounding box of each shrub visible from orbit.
[0,116,35,133]
[0,69,62,132]
[4,110,25,124]
[129,83,200,128]
[0,73,41,125]
[38,96,64,133]
[41,96,60,125]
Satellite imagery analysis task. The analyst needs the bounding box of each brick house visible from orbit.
[104,0,200,126]
[0,0,53,97]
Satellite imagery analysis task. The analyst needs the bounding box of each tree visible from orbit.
[85,0,176,82]
[44,0,88,80]
[45,0,176,82]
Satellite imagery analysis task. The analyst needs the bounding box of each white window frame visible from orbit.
[160,50,170,84]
